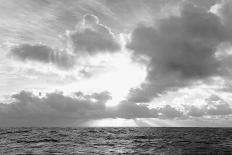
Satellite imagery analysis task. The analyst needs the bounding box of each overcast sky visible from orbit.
[0,0,232,127]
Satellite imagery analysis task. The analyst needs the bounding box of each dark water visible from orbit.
[0,127,231,155]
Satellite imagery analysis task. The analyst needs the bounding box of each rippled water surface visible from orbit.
[0,127,231,154]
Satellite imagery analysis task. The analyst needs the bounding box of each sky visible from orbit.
[0,0,232,127]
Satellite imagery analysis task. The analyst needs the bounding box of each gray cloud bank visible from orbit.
[10,44,76,69]
[126,1,232,103]
[0,91,231,126]
[9,14,121,70]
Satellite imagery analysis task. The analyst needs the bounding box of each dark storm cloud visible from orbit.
[10,44,76,69]
[126,1,232,103]
[70,14,120,54]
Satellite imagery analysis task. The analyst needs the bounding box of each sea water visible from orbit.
[0,127,231,154]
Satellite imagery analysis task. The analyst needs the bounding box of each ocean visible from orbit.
[0,127,231,154]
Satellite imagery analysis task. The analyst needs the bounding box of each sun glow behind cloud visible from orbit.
[1,12,148,108]
[84,118,138,127]
[61,52,147,106]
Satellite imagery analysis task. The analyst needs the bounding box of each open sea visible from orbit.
[0,127,231,155]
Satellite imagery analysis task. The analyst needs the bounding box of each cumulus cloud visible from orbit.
[0,91,158,125]
[158,105,185,119]
[8,14,122,72]
[0,91,111,126]
[126,1,232,103]
[108,101,158,119]
[186,95,232,117]
[206,96,232,116]
[69,14,121,54]
[10,44,76,69]
[1,90,231,126]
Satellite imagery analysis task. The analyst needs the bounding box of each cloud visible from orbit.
[0,91,111,126]
[0,90,231,126]
[186,106,205,117]
[158,105,185,119]
[69,14,121,54]
[108,101,158,119]
[8,14,122,73]
[10,43,76,69]
[205,95,232,115]
[0,91,158,125]
[218,0,232,27]
[126,1,232,103]
[185,95,232,117]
